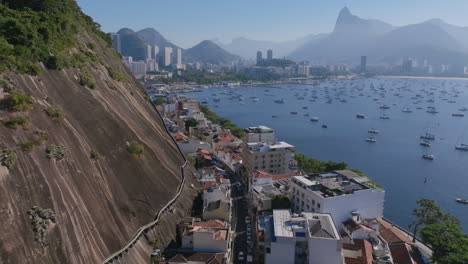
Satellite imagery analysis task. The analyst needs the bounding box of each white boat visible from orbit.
[380,115,390,120]
[368,129,380,134]
[456,198,468,204]
[455,144,468,151]
[304,113,310,117]
[365,137,377,143]
[422,154,435,160]
[290,112,298,115]
[380,105,390,109]
[310,117,320,122]
[459,107,468,112]
[274,99,285,104]
[356,114,366,119]
[420,133,435,140]
[252,98,259,102]
[402,108,412,113]
[420,141,431,147]
[452,113,464,117]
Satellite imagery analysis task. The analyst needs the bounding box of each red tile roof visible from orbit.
[378,219,412,244]
[272,171,301,181]
[193,219,226,228]
[389,243,425,264]
[343,239,373,264]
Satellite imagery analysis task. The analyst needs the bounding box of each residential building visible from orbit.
[163,47,173,66]
[360,56,367,72]
[203,184,230,208]
[130,61,147,75]
[110,33,121,53]
[166,252,225,264]
[402,58,413,73]
[176,47,183,65]
[153,45,160,61]
[267,49,273,60]
[244,141,295,175]
[203,200,230,221]
[290,170,385,227]
[244,126,275,144]
[144,44,152,60]
[263,210,343,264]
[257,51,263,64]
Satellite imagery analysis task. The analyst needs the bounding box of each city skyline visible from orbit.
[77,0,468,48]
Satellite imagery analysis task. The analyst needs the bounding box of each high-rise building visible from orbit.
[144,44,152,61]
[256,51,263,64]
[163,47,173,66]
[176,48,182,65]
[111,33,121,53]
[360,56,367,72]
[267,49,273,60]
[153,45,160,62]
[402,58,413,73]
[130,61,147,75]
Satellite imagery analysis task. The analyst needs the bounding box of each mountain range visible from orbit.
[116,28,240,64]
[288,7,468,72]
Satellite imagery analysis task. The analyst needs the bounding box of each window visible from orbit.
[317,203,321,208]
[266,247,271,253]
[254,166,258,170]
[312,200,315,205]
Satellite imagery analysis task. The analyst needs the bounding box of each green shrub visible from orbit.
[0,79,15,93]
[90,150,100,160]
[3,115,30,129]
[46,144,66,160]
[144,95,151,101]
[78,69,96,89]
[34,130,49,143]
[0,91,33,111]
[44,105,63,121]
[21,140,36,152]
[153,97,165,105]
[127,141,144,157]
[107,67,127,82]
[27,206,56,246]
[0,148,16,168]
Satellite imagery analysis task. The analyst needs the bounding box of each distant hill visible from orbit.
[215,35,324,59]
[288,7,468,74]
[184,40,241,64]
[136,28,179,50]
[117,28,148,61]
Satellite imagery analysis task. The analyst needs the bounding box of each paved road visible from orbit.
[226,170,253,264]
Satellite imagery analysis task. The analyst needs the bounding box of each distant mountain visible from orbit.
[289,7,468,73]
[424,19,468,52]
[216,35,324,59]
[136,28,178,50]
[117,28,148,61]
[184,40,241,64]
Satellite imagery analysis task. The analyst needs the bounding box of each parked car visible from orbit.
[238,251,244,261]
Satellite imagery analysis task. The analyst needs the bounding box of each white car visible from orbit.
[238,251,244,261]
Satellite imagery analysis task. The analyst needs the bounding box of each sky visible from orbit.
[77,0,468,49]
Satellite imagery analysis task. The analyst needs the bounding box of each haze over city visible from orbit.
[77,0,468,48]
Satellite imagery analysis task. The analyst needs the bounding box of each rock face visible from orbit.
[0,2,197,264]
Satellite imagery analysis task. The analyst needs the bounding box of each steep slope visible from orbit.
[184,40,241,64]
[424,18,468,52]
[333,6,394,36]
[0,1,197,263]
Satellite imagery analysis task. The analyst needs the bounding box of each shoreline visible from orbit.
[377,75,468,81]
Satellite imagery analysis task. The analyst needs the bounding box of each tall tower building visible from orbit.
[144,44,152,60]
[111,33,121,53]
[176,48,182,65]
[163,47,173,66]
[360,56,367,72]
[256,51,262,64]
[153,45,160,61]
[267,49,273,60]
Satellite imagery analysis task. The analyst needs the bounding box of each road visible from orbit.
[225,169,253,264]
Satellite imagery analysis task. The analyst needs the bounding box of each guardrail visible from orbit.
[100,93,190,263]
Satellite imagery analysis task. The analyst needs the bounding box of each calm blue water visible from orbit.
[187,77,468,231]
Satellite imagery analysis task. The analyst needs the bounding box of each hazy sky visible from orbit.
[76,0,468,49]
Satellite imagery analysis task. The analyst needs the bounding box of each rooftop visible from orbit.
[247,141,294,152]
[245,125,274,133]
[272,210,340,240]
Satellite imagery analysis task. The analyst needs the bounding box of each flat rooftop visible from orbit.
[245,125,274,133]
[247,141,294,152]
[272,210,340,240]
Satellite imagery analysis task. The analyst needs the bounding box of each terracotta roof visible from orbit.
[171,132,187,140]
[251,170,272,178]
[272,172,301,181]
[203,182,218,189]
[193,219,226,228]
[219,134,236,142]
[169,252,225,263]
[389,243,425,264]
[378,219,412,244]
[343,239,374,264]
[214,230,228,240]
[168,254,187,262]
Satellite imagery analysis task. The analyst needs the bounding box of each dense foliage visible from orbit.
[411,199,468,264]
[0,0,112,73]
[294,153,347,173]
[127,140,145,157]
[272,195,291,210]
[200,105,244,138]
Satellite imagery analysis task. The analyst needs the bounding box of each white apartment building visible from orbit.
[130,61,147,75]
[163,47,173,66]
[244,126,275,144]
[290,170,385,227]
[176,47,182,65]
[265,210,343,264]
[203,184,230,208]
[244,141,295,175]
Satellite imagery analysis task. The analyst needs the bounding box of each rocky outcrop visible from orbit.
[0,11,197,264]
